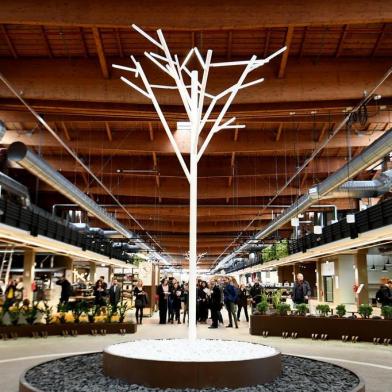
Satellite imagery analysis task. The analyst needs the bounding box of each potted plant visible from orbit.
[57,304,68,324]
[316,304,330,317]
[8,306,20,326]
[295,303,309,316]
[276,302,291,316]
[358,304,373,319]
[381,305,392,320]
[117,301,129,323]
[71,301,88,324]
[21,301,41,325]
[335,304,346,318]
[106,305,115,323]
[272,290,283,309]
[40,301,54,325]
[87,304,99,323]
[256,301,269,315]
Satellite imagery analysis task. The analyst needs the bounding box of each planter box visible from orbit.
[250,315,392,342]
[0,322,136,338]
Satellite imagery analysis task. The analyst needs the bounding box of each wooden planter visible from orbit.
[0,322,136,339]
[250,315,392,342]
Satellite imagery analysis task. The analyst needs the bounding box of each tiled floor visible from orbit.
[1,313,391,391]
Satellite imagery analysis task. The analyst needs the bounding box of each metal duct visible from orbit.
[215,127,392,271]
[326,170,392,199]
[0,170,30,203]
[7,142,133,239]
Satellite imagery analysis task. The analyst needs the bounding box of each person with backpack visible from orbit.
[376,278,392,306]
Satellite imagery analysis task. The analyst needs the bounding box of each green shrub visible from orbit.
[295,303,309,316]
[335,304,346,318]
[40,301,54,325]
[8,307,20,325]
[381,305,392,320]
[71,301,88,324]
[272,289,283,309]
[21,301,41,325]
[256,301,269,315]
[316,304,330,317]
[276,302,291,316]
[275,240,289,259]
[358,304,373,319]
[118,301,130,323]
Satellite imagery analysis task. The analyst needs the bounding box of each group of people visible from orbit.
[156,276,264,328]
[55,275,122,311]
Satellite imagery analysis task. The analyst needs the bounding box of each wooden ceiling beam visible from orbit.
[227,31,233,60]
[275,122,283,141]
[148,122,154,141]
[40,25,53,58]
[371,23,387,57]
[0,25,17,58]
[298,26,307,57]
[1,1,391,29]
[92,27,109,79]
[115,28,124,58]
[0,58,390,109]
[60,121,71,141]
[335,24,349,58]
[104,121,113,141]
[3,128,384,155]
[263,28,271,58]
[278,25,294,78]
[318,122,329,142]
[79,27,88,58]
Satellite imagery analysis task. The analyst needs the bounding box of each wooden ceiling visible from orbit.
[0,1,392,268]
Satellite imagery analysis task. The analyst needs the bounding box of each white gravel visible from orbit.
[104,339,279,362]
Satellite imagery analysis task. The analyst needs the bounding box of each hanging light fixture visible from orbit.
[386,257,391,266]
[370,264,376,270]
[382,264,388,272]
[313,225,322,234]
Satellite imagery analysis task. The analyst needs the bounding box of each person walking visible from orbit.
[376,278,392,307]
[237,283,249,322]
[108,279,121,312]
[291,273,312,305]
[157,278,170,324]
[197,281,209,323]
[15,277,24,303]
[223,277,238,328]
[56,276,73,306]
[133,280,148,324]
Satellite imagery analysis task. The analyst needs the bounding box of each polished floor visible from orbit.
[1,313,392,392]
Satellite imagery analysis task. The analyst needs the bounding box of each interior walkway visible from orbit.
[1,314,391,392]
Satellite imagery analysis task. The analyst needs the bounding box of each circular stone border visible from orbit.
[19,352,365,392]
[103,339,281,388]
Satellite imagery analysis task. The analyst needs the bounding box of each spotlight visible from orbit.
[370,264,376,271]
[382,264,388,272]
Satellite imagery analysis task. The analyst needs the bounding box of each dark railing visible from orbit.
[0,198,131,262]
[224,197,392,274]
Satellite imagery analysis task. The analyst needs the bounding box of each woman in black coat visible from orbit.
[197,281,209,323]
[156,278,170,324]
[237,283,249,322]
[133,280,148,324]
[168,282,182,324]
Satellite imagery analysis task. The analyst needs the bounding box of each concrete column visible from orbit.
[355,249,369,305]
[23,249,35,302]
[315,259,322,302]
[89,261,96,284]
[335,254,356,306]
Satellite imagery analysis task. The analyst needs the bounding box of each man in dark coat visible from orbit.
[209,279,222,329]
[376,279,392,306]
[223,277,238,328]
[250,278,263,313]
[291,273,311,305]
[56,276,72,305]
[108,279,121,311]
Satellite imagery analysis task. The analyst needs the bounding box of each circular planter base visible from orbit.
[19,348,365,392]
[103,339,281,388]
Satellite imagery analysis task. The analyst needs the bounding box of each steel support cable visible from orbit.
[0,72,164,253]
[212,64,392,270]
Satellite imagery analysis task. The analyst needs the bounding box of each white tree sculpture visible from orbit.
[114,25,286,340]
